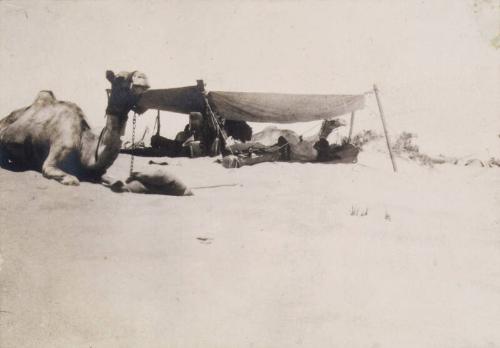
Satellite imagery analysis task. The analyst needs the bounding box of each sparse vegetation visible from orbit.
[350,205,368,216]
[487,158,500,167]
[391,132,456,167]
[392,132,419,153]
[350,130,499,169]
[384,211,391,221]
[350,130,383,150]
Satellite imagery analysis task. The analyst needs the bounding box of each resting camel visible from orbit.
[222,119,359,168]
[0,70,149,185]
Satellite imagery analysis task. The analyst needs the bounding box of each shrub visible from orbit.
[351,130,382,150]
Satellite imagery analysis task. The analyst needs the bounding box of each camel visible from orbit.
[0,70,149,185]
[221,119,359,168]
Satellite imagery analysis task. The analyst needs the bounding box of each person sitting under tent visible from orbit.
[175,111,218,157]
[150,111,253,158]
[220,119,359,168]
[149,112,216,157]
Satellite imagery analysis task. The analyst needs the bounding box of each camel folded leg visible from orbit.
[0,144,11,167]
[42,146,80,185]
[0,142,36,170]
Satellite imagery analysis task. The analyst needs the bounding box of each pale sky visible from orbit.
[1,0,498,155]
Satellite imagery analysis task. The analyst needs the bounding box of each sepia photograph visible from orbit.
[0,0,499,347]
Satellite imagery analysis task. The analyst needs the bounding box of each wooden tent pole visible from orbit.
[156,109,161,135]
[348,111,355,143]
[373,84,397,172]
[196,79,233,155]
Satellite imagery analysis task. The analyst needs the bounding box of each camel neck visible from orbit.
[96,113,127,157]
[103,113,128,136]
[81,113,128,173]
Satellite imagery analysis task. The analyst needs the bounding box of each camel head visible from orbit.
[105,70,150,119]
[318,118,346,139]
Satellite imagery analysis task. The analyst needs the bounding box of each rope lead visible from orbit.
[129,112,137,176]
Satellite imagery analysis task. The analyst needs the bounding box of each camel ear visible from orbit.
[106,70,115,83]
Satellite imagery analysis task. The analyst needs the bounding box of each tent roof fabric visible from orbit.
[137,86,205,115]
[208,91,365,123]
[137,85,365,123]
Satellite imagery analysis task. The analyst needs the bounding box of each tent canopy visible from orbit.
[136,86,205,115]
[137,84,365,123]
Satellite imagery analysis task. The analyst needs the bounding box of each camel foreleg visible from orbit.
[42,145,80,185]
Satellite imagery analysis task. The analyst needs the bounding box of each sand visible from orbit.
[1,142,499,348]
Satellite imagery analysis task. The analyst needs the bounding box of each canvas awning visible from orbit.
[137,86,205,115]
[208,91,364,123]
[137,85,365,123]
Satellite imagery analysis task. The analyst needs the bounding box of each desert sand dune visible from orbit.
[1,0,499,345]
[1,139,499,347]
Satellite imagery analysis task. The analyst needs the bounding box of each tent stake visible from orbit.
[348,111,355,142]
[373,84,397,172]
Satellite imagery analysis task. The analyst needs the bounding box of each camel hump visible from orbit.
[33,90,57,107]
